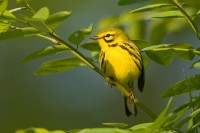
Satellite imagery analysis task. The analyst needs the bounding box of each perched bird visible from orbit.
[91,28,145,116]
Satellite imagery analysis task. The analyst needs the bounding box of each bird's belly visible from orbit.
[102,48,141,89]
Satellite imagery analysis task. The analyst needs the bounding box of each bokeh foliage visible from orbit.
[0,0,200,132]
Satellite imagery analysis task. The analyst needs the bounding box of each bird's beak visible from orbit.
[90,36,101,40]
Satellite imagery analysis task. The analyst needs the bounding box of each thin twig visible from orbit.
[170,0,200,39]
[9,7,27,13]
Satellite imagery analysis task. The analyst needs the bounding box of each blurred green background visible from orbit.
[0,0,199,133]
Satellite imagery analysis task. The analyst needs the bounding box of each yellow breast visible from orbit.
[100,46,141,91]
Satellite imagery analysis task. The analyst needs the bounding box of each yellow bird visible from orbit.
[91,28,145,116]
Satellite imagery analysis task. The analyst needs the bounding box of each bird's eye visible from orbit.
[106,34,111,37]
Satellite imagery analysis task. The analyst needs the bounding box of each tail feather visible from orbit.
[138,62,145,92]
[124,96,137,116]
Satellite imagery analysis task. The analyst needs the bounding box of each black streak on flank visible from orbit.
[100,51,105,68]
[119,45,142,71]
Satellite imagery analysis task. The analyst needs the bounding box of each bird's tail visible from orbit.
[124,96,137,116]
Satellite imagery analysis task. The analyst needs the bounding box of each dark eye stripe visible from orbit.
[103,38,114,43]
[103,34,115,43]
[106,34,111,37]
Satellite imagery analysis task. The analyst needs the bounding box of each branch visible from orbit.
[170,0,200,39]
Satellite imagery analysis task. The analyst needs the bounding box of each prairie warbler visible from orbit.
[91,28,145,116]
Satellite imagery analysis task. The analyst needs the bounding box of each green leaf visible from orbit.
[161,74,200,98]
[197,10,200,15]
[80,42,100,51]
[51,130,65,133]
[164,106,188,128]
[141,44,169,51]
[130,122,153,131]
[149,11,184,18]
[68,24,93,45]
[15,128,49,133]
[142,44,195,65]
[193,10,200,20]
[0,21,10,33]
[150,98,173,131]
[0,27,42,41]
[169,97,200,129]
[161,129,181,132]
[75,128,129,133]
[118,0,148,6]
[0,10,16,20]
[170,44,194,60]
[195,48,200,56]
[35,57,86,75]
[188,120,200,132]
[15,128,65,133]
[44,11,71,30]
[66,129,82,133]
[102,123,128,128]
[142,44,173,65]
[22,45,70,63]
[32,7,49,21]
[131,3,173,13]
[176,108,200,128]
[130,98,173,132]
[0,0,8,12]
[191,60,200,69]
[146,49,173,65]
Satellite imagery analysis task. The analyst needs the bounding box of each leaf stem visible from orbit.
[36,34,58,44]
[9,7,27,13]
[170,0,200,39]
